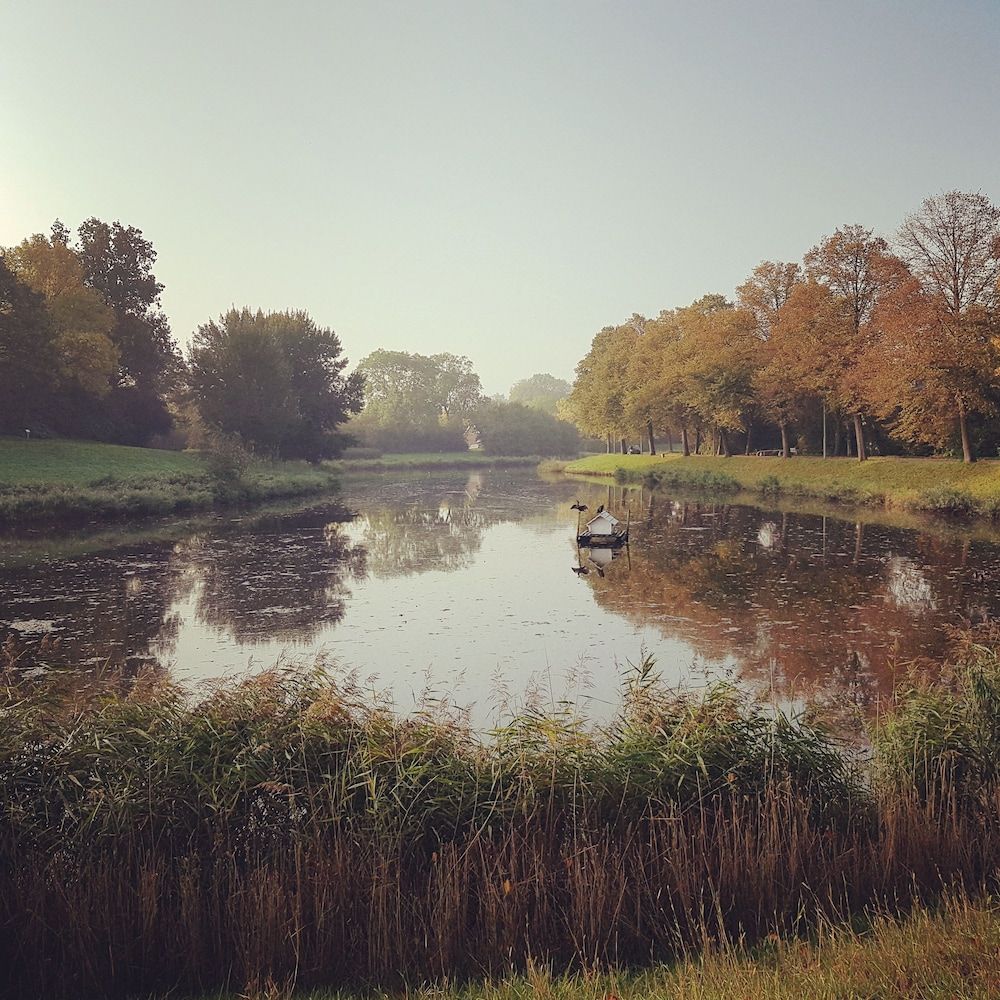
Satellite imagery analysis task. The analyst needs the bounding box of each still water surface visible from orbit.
[3,471,1000,721]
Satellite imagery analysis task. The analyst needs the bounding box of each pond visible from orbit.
[3,470,1000,723]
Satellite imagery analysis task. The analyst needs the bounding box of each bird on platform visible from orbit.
[571,566,589,575]
[596,504,604,514]
[570,501,588,512]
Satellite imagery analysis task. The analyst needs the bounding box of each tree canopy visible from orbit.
[187,308,363,462]
[509,373,572,414]
[566,190,1000,463]
[350,350,483,452]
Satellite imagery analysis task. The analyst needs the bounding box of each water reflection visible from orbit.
[3,473,1000,718]
[583,489,1000,702]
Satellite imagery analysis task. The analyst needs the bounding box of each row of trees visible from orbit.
[567,191,1000,462]
[0,221,365,460]
[1,222,582,460]
[348,350,581,455]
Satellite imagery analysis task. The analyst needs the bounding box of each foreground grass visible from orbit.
[566,452,1000,517]
[5,630,1000,997]
[209,894,1000,999]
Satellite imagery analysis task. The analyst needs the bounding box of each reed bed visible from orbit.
[2,636,1000,998]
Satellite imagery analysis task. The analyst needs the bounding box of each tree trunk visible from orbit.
[958,397,975,463]
[745,423,752,455]
[833,418,841,457]
[845,422,853,457]
[666,427,674,454]
[853,412,867,462]
[695,426,701,454]
[646,419,656,456]
[606,432,612,454]
[721,430,730,457]
[779,422,790,459]
[620,437,627,455]
[681,425,690,456]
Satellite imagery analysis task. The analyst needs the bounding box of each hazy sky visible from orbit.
[2,1,998,394]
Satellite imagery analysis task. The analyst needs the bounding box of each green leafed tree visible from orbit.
[508,373,572,414]
[187,308,363,462]
[350,349,482,452]
[75,217,182,443]
[472,399,581,456]
[0,255,62,432]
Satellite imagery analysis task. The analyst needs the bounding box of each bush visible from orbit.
[913,487,979,517]
[472,400,581,457]
[201,431,253,484]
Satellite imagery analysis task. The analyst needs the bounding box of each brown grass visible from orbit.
[3,638,1000,998]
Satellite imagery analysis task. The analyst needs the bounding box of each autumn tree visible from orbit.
[3,233,119,399]
[895,191,1000,461]
[566,323,639,452]
[804,225,890,459]
[736,261,802,337]
[673,297,758,456]
[738,262,803,456]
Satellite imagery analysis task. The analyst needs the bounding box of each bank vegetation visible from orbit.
[3,629,1000,997]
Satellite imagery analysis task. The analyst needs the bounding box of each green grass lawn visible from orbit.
[0,437,336,522]
[566,452,1000,516]
[0,436,202,485]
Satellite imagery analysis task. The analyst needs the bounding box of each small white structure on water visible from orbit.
[584,510,621,536]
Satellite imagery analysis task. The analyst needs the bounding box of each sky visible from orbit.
[2,0,998,395]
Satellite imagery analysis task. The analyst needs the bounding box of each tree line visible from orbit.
[566,191,1000,463]
[1,220,582,460]
[348,349,580,456]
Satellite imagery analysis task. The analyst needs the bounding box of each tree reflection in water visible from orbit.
[581,489,1000,702]
[170,507,367,644]
[352,473,511,577]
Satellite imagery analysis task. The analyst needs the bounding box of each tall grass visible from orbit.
[2,637,1000,998]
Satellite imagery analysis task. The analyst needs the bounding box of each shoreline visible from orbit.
[0,438,547,526]
[564,453,1000,520]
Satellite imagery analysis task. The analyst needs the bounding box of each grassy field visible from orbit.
[5,630,1000,997]
[0,437,337,521]
[565,452,1000,517]
[192,895,1000,999]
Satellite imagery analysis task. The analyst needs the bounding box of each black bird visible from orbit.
[570,501,588,512]
[571,565,589,575]
[596,504,604,514]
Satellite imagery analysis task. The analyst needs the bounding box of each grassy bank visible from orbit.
[565,452,1000,517]
[331,452,543,473]
[4,631,1000,998]
[0,439,549,523]
[0,437,339,522]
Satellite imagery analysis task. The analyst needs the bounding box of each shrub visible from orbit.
[913,487,979,517]
[200,430,254,485]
